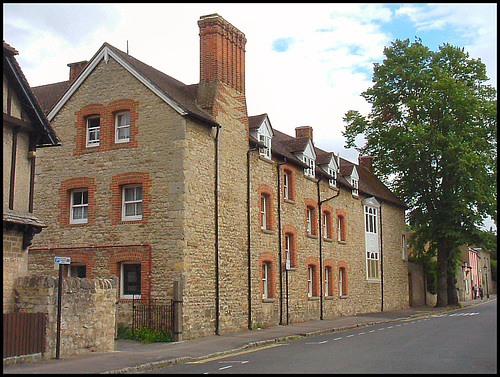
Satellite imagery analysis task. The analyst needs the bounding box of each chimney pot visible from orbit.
[295,126,313,141]
[359,155,373,172]
[68,60,88,81]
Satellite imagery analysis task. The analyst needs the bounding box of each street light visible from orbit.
[483,264,490,299]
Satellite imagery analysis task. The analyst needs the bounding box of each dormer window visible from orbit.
[328,168,337,187]
[345,166,359,196]
[352,177,359,196]
[304,155,315,178]
[259,133,271,159]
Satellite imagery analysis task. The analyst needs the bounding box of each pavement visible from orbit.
[3,294,496,374]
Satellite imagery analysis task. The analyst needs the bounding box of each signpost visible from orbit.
[54,256,70,359]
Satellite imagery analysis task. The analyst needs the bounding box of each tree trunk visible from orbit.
[446,248,459,306]
[435,240,448,307]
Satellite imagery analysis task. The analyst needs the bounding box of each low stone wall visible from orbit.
[13,275,118,360]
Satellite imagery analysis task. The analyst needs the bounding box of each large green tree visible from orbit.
[343,38,497,307]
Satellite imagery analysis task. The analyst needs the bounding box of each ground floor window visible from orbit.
[121,262,141,298]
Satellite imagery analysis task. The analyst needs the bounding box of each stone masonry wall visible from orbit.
[14,275,117,360]
[3,228,28,313]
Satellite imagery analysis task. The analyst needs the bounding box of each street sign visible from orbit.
[54,256,71,264]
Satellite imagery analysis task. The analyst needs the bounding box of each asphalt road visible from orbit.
[150,300,497,374]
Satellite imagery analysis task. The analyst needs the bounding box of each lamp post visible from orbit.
[483,264,490,299]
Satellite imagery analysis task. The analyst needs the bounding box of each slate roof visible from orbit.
[3,208,47,228]
[31,42,405,209]
[3,41,60,147]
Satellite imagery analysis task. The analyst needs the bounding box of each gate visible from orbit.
[3,312,47,358]
[132,298,174,334]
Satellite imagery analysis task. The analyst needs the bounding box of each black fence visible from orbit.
[131,298,174,334]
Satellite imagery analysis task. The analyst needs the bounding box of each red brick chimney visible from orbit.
[359,155,373,172]
[295,126,313,141]
[198,14,246,94]
[68,61,88,81]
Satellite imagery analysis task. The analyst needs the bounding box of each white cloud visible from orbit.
[3,3,496,164]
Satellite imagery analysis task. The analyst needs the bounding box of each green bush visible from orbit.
[132,326,173,344]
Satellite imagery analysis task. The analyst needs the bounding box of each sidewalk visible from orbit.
[3,295,495,374]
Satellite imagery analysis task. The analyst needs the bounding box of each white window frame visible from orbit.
[262,262,270,299]
[307,265,315,297]
[328,167,337,188]
[259,134,271,159]
[283,171,290,200]
[115,110,131,143]
[122,184,143,221]
[70,189,88,224]
[304,155,315,178]
[365,206,377,233]
[367,251,380,280]
[324,267,331,297]
[339,268,346,296]
[352,177,359,196]
[402,234,407,260]
[120,262,141,299]
[260,195,267,230]
[86,115,100,147]
[285,234,291,269]
[307,207,313,235]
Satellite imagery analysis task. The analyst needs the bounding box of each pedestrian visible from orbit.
[479,285,484,300]
[473,284,478,299]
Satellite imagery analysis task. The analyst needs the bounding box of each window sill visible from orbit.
[337,240,347,245]
[323,237,334,243]
[324,295,335,300]
[262,298,276,303]
[260,228,275,235]
[306,234,318,239]
[307,296,320,301]
[366,278,381,283]
[339,294,349,299]
[284,198,296,205]
[258,155,273,164]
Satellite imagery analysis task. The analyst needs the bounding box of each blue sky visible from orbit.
[3,3,497,230]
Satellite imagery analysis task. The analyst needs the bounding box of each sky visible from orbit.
[3,3,497,231]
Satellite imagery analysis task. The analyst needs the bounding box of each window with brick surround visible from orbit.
[86,115,100,147]
[283,225,297,269]
[111,172,151,225]
[68,263,87,278]
[305,199,318,236]
[336,209,347,242]
[122,184,143,221]
[59,177,96,227]
[324,266,333,297]
[282,166,296,202]
[115,110,131,143]
[339,265,348,296]
[307,264,319,297]
[322,206,333,239]
[259,253,276,300]
[70,189,88,224]
[258,185,274,232]
[120,262,141,299]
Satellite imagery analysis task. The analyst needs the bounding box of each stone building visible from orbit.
[29,14,409,340]
[3,41,60,313]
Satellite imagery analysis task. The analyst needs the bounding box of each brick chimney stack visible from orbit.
[295,126,313,141]
[359,155,373,172]
[198,14,246,93]
[68,61,88,81]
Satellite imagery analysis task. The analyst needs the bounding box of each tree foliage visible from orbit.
[343,38,497,306]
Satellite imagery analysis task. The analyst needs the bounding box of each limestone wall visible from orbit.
[14,275,118,359]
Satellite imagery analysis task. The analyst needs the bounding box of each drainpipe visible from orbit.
[277,159,287,326]
[214,125,221,335]
[379,202,384,312]
[317,177,341,320]
[247,145,257,330]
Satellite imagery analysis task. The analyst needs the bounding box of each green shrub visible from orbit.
[132,326,173,344]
